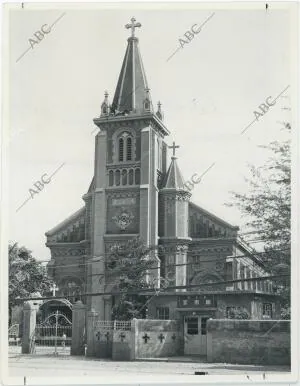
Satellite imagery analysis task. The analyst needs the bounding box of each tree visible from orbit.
[9,242,53,322]
[227,123,291,315]
[107,238,158,320]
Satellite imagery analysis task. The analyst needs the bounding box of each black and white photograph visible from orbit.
[1,2,298,385]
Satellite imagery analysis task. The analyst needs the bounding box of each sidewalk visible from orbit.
[136,355,207,363]
[135,356,291,373]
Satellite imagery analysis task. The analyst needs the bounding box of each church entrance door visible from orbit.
[184,316,209,356]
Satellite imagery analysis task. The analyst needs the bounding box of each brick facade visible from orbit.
[45,20,282,350]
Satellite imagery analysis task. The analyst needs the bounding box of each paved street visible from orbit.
[7,351,291,384]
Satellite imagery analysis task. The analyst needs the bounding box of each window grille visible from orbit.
[126,137,132,161]
[156,307,169,320]
[186,317,198,335]
[119,138,124,161]
[263,303,272,318]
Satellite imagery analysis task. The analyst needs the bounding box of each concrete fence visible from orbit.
[133,319,181,359]
[86,318,181,360]
[207,319,291,365]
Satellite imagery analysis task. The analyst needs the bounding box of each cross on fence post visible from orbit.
[119,332,126,342]
[158,333,165,343]
[96,331,101,341]
[142,333,150,343]
[105,332,110,342]
[171,333,176,341]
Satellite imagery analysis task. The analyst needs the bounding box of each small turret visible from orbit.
[143,87,152,112]
[100,91,110,117]
[156,101,164,121]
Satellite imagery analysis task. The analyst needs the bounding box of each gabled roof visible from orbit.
[189,201,239,230]
[236,237,266,268]
[45,207,85,237]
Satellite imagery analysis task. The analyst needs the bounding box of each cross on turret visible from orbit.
[125,17,142,38]
[168,141,180,157]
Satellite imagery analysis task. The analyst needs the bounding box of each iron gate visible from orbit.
[31,310,72,355]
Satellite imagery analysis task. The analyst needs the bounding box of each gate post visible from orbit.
[130,318,138,360]
[86,309,99,357]
[71,300,86,355]
[22,302,36,354]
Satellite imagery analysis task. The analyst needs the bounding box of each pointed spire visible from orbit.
[161,156,186,190]
[100,90,110,117]
[111,18,152,115]
[161,142,186,190]
[156,101,164,121]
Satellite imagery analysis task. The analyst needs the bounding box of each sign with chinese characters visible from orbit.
[178,295,215,308]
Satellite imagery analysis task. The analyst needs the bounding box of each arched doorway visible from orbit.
[38,298,73,325]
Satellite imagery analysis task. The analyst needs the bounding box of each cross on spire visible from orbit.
[168,141,180,157]
[125,17,142,38]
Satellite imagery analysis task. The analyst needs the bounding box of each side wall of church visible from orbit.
[187,240,234,290]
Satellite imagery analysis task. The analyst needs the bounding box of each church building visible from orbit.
[45,18,281,351]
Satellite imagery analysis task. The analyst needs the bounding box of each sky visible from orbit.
[6,3,294,261]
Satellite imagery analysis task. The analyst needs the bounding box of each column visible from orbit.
[21,302,36,354]
[71,300,86,355]
[86,309,99,357]
[175,245,187,292]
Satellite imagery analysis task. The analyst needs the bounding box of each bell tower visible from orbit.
[159,143,192,291]
[86,18,170,317]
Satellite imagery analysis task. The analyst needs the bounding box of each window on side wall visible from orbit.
[262,303,272,318]
[156,307,169,320]
[226,306,236,319]
[240,264,245,290]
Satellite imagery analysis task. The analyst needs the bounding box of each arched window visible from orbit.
[122,169,127,185]
[144,100,150,110]
[128,169,134,185]
[115,170,120,186]
[127,137,132,161]
[109,170,114,186]
[117,131,134,163]
[119,138,124,162]
[135,168,140,184]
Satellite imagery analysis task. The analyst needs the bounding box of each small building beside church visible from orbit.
[45,17,281,356]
